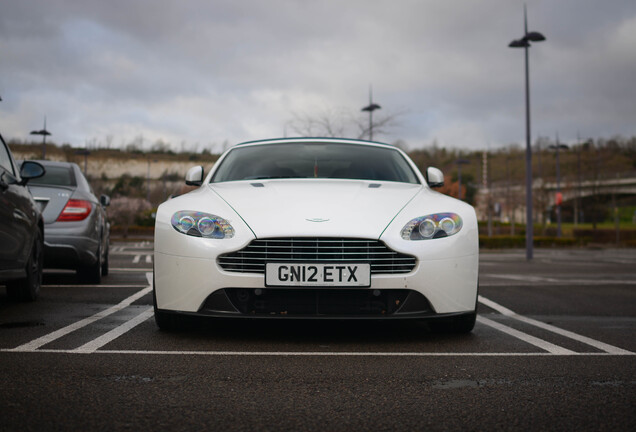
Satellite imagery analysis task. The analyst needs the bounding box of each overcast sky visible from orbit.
[1,0,635,152]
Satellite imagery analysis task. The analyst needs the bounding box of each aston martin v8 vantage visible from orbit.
[154,138,479,332]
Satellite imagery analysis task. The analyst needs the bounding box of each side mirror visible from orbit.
[19,161,45,185]
[100,194,111,207]
[426,167,444,188]
[185,166,204,186]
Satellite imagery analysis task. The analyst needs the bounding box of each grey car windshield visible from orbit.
[211,143,420,184]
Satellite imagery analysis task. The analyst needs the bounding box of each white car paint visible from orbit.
[154,138,479,329]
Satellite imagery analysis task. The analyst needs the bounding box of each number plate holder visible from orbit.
[265,263,371,287]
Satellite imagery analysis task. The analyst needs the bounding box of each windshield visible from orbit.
[211,142,420,184]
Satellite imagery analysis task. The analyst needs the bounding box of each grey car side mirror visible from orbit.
[185,166,204,186]
[426,167,444,188]
[100,194,111,207]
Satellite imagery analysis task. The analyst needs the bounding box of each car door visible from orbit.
[0,136,33,271]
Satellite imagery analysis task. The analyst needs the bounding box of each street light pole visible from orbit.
[30,116,52,159]
[509,5,546,260]
[361,86,381,141]
[455,158,470,200]
[75,149,90,175]
[549,135,568,238]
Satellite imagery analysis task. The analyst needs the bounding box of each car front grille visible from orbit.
[217,238,416,275]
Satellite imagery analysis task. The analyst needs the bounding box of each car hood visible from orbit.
[210,180,422,239]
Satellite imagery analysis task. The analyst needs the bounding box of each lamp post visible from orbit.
[30,117,52,159]
[455,158,470,200]
[147,158,152,202]
[549,135,568,238]
[147,158,158,203]
[75,149,90,175]
[509,5,546,260]
[361,86,381,141]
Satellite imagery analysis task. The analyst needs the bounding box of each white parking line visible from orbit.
[478,296,633,355]
[3,349,631,357]
[477,316,576,355]
[10,273,153,352]
[488,274,559,283]
[73,307,154,354]
[4,272,633,357]
[43,285,148,289]
[111,251,153,256]
[481,280,636,287]
[110,268,153,272]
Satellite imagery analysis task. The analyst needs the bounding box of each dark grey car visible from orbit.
[0,134,46,300]
[26,160,110,283]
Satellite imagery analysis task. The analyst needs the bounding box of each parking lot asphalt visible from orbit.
[1,243,634,431]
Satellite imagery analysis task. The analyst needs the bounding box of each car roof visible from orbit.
[234,137,398,150]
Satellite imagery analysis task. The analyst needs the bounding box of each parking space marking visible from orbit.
[488,274,559,283]
[476,316,576,354]
[110,268,153,272]
[3,270,633,357]
[481,279,636,287]
[72,307,154,354]
[43,284,148,288]
[4,349,630,357]
[479,296,633,355]
[9,273,153,352]
[130,254,152,265]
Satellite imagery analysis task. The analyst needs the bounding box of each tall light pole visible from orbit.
[549,135,568,238]
[30,116,52,159]
[75,149,90,175]
[455,158,470,200]
[509,5,546,260]
[361,86,381,141]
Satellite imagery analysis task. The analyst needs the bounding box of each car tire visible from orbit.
[101,243,109,276]
[78,243,102,284]
[7,229,43,302]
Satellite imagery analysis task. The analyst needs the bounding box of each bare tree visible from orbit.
[354,110,404,141]
[287,107,404,140]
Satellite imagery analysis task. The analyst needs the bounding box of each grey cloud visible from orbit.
[1,0,635,150]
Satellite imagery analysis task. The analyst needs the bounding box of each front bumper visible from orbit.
[154,248,478,318]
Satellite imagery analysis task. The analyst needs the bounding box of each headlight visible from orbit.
[401,213,463,240]
[171,211,235,239]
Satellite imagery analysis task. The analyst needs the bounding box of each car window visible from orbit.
[0,138,15,175]
[28,165,76,186]
[211,143,420,184]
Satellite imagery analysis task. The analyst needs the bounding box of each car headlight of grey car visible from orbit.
[400,213,463,240]
[171,211,235,239]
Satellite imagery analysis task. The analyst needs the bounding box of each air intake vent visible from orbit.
[217,238,416,275]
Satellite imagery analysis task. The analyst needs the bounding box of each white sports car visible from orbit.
[153,138,479,332]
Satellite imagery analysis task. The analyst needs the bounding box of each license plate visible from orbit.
[265,263,371,287]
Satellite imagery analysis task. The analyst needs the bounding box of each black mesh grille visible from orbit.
[217,238,416,275]
[201,288,433,317]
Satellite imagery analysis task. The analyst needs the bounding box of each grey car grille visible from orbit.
[217,238,416,275]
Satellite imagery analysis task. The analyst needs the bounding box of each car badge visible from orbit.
[306,218,330,223]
